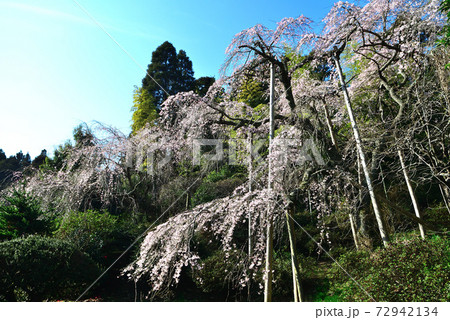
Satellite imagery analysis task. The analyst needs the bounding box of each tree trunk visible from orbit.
[279,66,296,111]
[264,63,275,302]
[398,149,425,239]
[333,55,389,247]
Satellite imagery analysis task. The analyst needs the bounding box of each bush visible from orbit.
[329,237,450,301]
[191,178,243,207]
[423,203,450,230]
[204,165,246,183]
[158,176,199,216]
[55,210,120,262]
[192,250,241,297]
[272,252,299,301]
[0,235,99,301]
[191,165,246,207]
[0,190,53,240]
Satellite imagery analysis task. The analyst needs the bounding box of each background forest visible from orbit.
[0,0,450,302]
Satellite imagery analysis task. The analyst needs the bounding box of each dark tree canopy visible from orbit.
[31,149,48,169]
[132,42,215,133]
[15,151,31,166]
[141,41,195,110]
[73,124,94,148]
[175,50,195,92]
[194,76,215,97]
[0,150,31,190]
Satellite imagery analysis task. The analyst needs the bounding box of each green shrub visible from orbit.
[423,203,450,230]
[158,176,199,216]
[55,210,119,261]
[192,250,240,296]
[329,237,450,301]
[191,178,243,207]
[190,165,246,207]
[0,190,53,240]
[204,165,246,183]
[0,235,99,301]
[272,251,298,301]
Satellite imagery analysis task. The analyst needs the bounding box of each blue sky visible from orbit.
[0,0,338,158]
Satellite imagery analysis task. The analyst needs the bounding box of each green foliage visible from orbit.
[54,210,119,261]
[193,250,241,296]
[54,210,139,301]
[191,166,246,207]
[194,76,215,97]
[133,41,199,132]
[327,249,372,300]
[52,141,72,168]
[142,41,195,110]
[237,75,267,108]
[73,123,94,148]
[271,252,298,301]
[0,235,99,301]
[440,0,450,47]
[329,237,450,301]
[157,176,199,216]
[423,202,450,230]
[285,48,331,81]
[31,149,48,169]
[204,165,246,183]
[0,151,31,190]
[131,86,158,134]
[251,102,270,121]
[191,178,243,207]
[342,41,369,81]
[0,190,53,240]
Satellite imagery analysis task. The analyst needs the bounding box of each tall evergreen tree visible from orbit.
[31,150,48,169]
[175,50,195,93]
[132,41,197,134]
[194,76,215,97]
[141,41,195,110]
